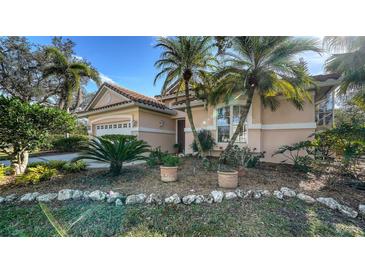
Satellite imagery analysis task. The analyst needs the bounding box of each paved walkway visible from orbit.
[0,152,144,169]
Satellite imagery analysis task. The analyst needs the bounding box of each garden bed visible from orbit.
[1,157,364,208]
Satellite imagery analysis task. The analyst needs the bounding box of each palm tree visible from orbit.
[324,36,365,111]
[154,36,217,156]
[73,136,150,176]
[43,47,101,111]
[211,36,321,159]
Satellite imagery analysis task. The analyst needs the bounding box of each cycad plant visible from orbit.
[210,36,321,159]
[73,136,150,175]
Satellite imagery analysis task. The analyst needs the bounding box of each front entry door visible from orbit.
[177,119,185,153]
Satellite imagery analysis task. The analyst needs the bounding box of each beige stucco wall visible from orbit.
[137,109,176,152]
[183,92,316,162]
[138,132,175,153]
[261,94,315,124]
[261,128,314,163]
[138,109,175,131]
[94,88,126,109]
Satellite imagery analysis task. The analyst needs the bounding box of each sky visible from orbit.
[27,36,328,97]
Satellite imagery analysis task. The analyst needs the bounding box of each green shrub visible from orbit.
[192,129,216,152]
[0,164,6,180]
[223,145,264,168]
[28,160,68,169]
[101,134,136,142]
[0,165,14,176]
[61,160,87,173]
[27,160,86,173]
[147,147,168,167]
[341,142,365,175]
[51,135,88,152]
[161,155,180,167]
[309,123,365,175]
[73,136,150,176]
[16,166,57,185]
[272,141,313,172]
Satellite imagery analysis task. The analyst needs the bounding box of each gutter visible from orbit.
[77,101,176,118]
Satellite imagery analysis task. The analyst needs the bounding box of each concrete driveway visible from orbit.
[0,152,145,169]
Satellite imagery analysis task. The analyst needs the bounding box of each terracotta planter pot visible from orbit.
[237,166,246,177]
[217,170,238,188]
[160,166,178,182]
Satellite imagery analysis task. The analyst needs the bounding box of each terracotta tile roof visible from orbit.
[77,100,133,114]
[160,74,340,98]
[312,73,340,82]
[104,82,168,110]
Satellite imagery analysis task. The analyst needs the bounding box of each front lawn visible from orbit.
[1,198,364,237]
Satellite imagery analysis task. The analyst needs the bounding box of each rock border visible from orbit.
[0,187,363,219]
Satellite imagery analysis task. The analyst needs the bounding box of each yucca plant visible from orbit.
[73,136,150,175]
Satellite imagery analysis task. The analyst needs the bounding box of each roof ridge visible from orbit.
[105,82,159,102]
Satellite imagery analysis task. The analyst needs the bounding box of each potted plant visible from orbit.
[222,145,265,177]
[173,143,181,154]
[160,154,180,182]
[217,164,238,188]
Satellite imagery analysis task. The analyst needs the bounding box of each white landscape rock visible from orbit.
[297,193,316,204]
[280,187,296,198]
[261,190,271,197]
[316,197,340,210]
[273,190,284,200]
[72,190,84,200]
[107,191,123,203]
[83,191,90,200]
[20,192,40,202]
[182,195,197,205]
[88,190,107,201]
[58,189,74,201]
[359,205,365,216]
[125,194,146,205]
[145,193,162,204]
[225,192,237,200]
[243,190,253,199]
[36,193,58,202]
[253,191,262,199]
[0,196,4,204]
[115,199,123,207]
[337,204,358,219]
[194,195,205,204]
[235,189,244,198]
[165,193,181,204]
[211,190,224,203]
[5,194,17,202]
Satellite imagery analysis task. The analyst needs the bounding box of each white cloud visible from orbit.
[73,55,84,61]
[99,73,116,84]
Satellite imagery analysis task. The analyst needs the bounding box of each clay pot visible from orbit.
[217,170,238,188]
[160,166,178,182]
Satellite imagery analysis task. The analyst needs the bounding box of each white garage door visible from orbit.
[95,122,132,136]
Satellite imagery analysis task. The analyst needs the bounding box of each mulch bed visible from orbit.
[1,157,364,208]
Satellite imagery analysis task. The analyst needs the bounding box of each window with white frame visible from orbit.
[216,105,247,143]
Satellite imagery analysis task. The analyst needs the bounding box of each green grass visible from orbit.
[0,198,364,237]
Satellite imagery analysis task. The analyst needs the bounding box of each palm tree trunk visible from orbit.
[219,87,255,162]
[184,79,204,157]
[110,162,123,176]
